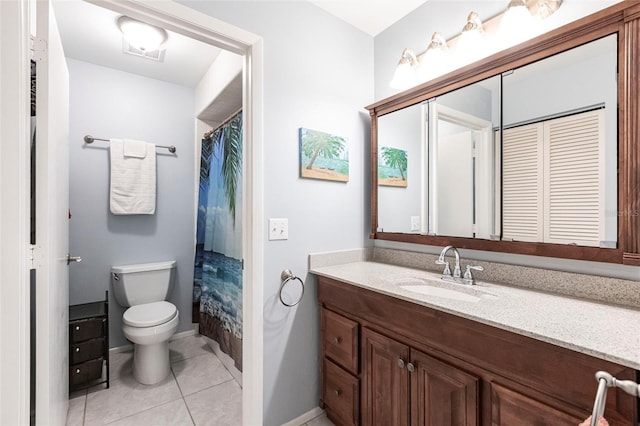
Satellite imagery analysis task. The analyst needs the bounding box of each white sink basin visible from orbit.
[399,284,482,303]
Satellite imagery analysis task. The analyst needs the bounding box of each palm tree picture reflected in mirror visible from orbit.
[299,127,349,182]
[379,146,408,187]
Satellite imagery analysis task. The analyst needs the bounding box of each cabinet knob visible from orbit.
[75,369,80,374]
[407,362,415,373]
[75,325,80,331]
[397,358,405,369]
[75,347,80,352]
[334,389,341,397]
[332,337,341,345]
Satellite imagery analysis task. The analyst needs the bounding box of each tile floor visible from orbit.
[66,334,333,426]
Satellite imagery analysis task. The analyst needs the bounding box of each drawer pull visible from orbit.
[75,347,80,353]
[397,358,405,369]
[334,388,341,396]
[75,369,80,374]
[332,337,341,345]
[75,325,80,331]
[407,362,415,373]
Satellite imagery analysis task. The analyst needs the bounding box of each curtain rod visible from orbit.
[83,135,176,153]
[203,108,243,140]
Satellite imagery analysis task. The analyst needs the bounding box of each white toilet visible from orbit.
[111,261,179,385]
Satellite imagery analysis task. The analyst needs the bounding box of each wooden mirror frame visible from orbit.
[367,2,640,265]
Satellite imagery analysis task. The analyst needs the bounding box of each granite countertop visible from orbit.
[311,261,640,370]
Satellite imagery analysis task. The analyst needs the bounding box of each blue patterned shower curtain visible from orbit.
[193,111,243,370]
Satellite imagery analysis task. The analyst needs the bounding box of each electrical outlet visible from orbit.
[268,218,289,240]
[410,216,420,231]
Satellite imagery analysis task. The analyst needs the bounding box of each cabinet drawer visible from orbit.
[324,359,359,426]
[71,338,105,364]
[70,318,105,343]
[323,308,358,374]
[70,358,104,387]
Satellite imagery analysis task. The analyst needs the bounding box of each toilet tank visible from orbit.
[111,261,176,307]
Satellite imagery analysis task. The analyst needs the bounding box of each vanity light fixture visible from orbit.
[389,48,418,90]
[388,0,564,91]
[537,0,563,19]
[118,16,168,52]
[498,0,537,46]
[456,12,486,65]
[418,32,449,81]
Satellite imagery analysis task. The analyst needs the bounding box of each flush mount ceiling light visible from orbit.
[117,16,168,52]
[389,48,418,90]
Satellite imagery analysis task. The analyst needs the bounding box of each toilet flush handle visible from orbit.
[112,273,120,281]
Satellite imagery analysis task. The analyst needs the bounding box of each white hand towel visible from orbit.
[123,139,147,158]
[110,138,156,215]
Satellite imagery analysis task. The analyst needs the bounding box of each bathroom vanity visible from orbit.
[314,262,639,426]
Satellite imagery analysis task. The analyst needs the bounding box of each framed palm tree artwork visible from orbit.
[378,146,408,187]
[299,127,349,182]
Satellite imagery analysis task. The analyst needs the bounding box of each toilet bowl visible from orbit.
[111,261,178,385]
[122,301,179,385]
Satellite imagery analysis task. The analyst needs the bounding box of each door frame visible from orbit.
[0,1,265,424]
[0,1,32,424]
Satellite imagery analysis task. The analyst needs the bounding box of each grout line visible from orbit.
[174,369,197,426]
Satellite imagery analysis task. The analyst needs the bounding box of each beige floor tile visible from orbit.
[184,380,242,426]
[171,353,233,396]
[305,413,335,426]
[84,374,181,425]
[105,398,193,426]
[169,334,212,362]
[66,391,87,426]
[109,351,133,380]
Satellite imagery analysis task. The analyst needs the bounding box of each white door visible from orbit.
[35,0,70,424]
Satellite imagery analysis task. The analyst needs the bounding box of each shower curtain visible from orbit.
[193,111,243,370]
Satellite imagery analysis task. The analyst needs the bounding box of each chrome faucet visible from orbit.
[436,245,461,279]
[435,245,484,285]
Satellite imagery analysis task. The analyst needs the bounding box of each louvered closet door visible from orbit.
[544,109,604,246]
[502,124,544,242]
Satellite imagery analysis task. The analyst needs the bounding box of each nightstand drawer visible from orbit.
[70,358,103,387]
[71,338,105,364]
[70,318,105,343]
[323,308,359,374]
[324,358,359,426]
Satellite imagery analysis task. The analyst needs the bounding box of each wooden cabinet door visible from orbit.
[410,350,479,426]
[362,327,410,426]
[491,382,584,426]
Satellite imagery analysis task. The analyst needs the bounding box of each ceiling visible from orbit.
[52,0,222,88]
[310,0,428,36]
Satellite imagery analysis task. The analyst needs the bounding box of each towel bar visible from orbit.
[84,135,176,153]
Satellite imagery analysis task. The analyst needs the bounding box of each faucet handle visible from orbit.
[463,265,484,285]
[436,260,451,276]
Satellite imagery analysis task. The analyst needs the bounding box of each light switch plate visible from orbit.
[269,218,289,240]
[410,216,420,231]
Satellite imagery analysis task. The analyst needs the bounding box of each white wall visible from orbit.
[67,58,196,347]
[195,50,242,117]
[179,2,373,424]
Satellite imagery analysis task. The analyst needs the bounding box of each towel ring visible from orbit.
[279,269,304,307]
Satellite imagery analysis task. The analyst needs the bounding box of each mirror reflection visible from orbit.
[377,35,618,248]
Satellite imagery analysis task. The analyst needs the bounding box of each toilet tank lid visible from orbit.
[111,260,176,274]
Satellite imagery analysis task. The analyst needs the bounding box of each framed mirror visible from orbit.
[367,2,640,264]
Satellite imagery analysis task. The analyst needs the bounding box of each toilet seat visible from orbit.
[123,301,177,327]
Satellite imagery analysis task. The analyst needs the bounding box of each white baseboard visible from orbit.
[202,336,242,384]
[281,407,325,426]
[108,328,199,354]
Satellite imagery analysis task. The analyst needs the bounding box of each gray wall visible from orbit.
[67,58,196,348]
[179,2,373,425]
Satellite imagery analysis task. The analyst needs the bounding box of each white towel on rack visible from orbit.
[110,138,156,215]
